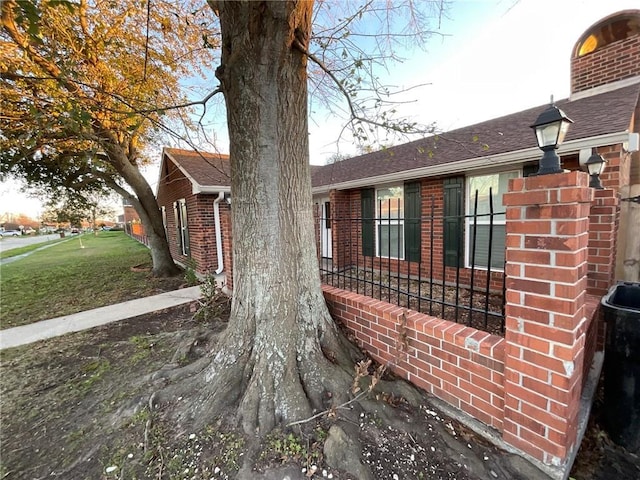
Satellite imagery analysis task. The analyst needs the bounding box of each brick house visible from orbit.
[312,9,640,288]
[155,147,232,278]
[146,10,639,475]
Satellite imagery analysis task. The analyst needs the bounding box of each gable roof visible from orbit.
[311,81,640,191]
[161,147,231,194]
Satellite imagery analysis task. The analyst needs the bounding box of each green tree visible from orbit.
[0,0,216,276]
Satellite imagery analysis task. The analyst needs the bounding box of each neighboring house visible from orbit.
[122,196,145,238]
[312,9,640,284]
[155,148,232,277]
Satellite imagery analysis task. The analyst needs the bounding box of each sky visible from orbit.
[2,0,639,220]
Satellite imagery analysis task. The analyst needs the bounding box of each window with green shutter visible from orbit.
[522,163,538,177]
[376,186,404,258]
[443,177,463,267]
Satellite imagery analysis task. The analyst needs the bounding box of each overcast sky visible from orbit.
[2,0,638,219]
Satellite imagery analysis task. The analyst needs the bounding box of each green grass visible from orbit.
[0,237,66,260]
[0,231,181,329]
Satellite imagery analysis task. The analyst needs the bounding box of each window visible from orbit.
[160,206,167,237]
[466,171,518,269]
[173,199,190,256]
[361,182,421,261]
[377,186,404,259]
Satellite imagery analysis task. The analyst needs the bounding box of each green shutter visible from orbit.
[361,188,375,257]
[404,181,421,262]
[443,177,463,267]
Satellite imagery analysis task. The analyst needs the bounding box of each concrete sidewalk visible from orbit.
[0,286,202,350]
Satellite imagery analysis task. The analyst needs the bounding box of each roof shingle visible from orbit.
[311,83,640,187]
[164,148,230,187]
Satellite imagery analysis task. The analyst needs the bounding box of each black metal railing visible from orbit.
[318,190,506,336]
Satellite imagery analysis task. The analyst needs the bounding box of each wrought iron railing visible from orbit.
[318,190,506,336]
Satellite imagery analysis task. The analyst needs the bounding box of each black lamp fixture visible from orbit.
[530,100,574,175]
[585,153,607,189]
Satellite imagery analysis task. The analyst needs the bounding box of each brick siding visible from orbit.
[156,159,228,276]
[571,34,640,94]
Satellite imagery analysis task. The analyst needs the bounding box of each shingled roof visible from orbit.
[163,147,231,190]
[159,82,639,194]
[311,82,640,189]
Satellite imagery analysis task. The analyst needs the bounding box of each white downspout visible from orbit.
[213,191,225,274]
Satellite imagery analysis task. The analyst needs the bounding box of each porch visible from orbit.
[316,171,619,477]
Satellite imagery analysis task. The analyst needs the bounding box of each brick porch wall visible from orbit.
[502,171,593,465]
[323,285,506,431]
[321,170,612,469]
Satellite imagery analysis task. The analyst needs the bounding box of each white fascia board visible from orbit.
[311,131,630,194]
[194,185,231,195]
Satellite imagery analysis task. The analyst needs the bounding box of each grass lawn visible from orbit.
[0,231,184,329]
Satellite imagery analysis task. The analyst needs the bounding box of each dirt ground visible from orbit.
[1,303,638,480]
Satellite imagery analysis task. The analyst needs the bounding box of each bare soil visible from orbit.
[0,303,636,480]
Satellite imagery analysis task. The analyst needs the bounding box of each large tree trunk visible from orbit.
[165,0,358,434]
[104,143,182,277]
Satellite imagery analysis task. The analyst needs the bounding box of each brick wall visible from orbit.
[322,170,613,469]
[156,159,224,276]
[323,285,506,431]
[502,171,593,465]
[220,203,233,290]
[571,34,640,94]
[587,189,619,296]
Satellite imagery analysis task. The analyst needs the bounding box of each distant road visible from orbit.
[0,234,64,253]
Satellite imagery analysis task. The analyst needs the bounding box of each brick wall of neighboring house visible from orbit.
[189,194,219,274]
[156,160,223,275]
[123,205,141,224]
[157,161,193,264]
[571,34,640,94]
[220,202,233,290]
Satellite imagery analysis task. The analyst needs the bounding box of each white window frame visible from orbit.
[465,170,520,270]
[174,198,189,256]
[160,206,167,237]
[375,185,404,260]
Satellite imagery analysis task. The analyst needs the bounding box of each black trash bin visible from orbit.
[601,281,640,453]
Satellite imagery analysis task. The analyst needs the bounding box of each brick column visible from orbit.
[587,189,619,296]
[502,171,594,466]
[330,189,353,270]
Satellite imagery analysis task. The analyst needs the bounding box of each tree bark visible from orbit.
[104,143,181,277]
[168,0,358,434]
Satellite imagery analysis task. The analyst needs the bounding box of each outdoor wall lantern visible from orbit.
[530,102,574,175]
[585,153,607,189]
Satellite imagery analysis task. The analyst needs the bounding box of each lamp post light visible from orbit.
[585,153,607,189]
[530,102,574,175]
